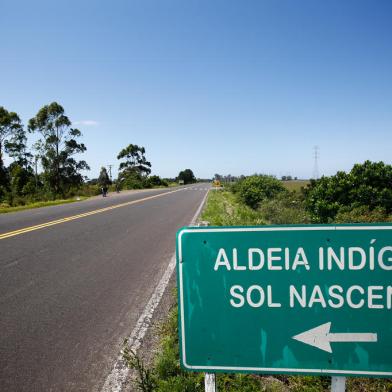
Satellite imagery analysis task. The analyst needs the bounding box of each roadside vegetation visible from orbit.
[126,160,392,391]
[304,161,392,223]
[0,104,197,212]
[0,103,93,209]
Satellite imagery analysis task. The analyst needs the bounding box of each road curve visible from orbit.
[0,185,209,391]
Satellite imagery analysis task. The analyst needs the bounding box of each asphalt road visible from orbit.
[0,185,209,391]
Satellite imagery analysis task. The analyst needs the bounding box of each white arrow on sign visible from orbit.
[292,322,378,353]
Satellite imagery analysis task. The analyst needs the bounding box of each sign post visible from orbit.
[177,224,392,383]
[204,373,216,392]
[331,376,346,392]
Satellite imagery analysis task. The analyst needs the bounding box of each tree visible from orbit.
[8,162,35,199]
[0,163,8,201]
[5,125,32,169]
[0,107,24,196]
[117,144,151,177]
[5,121,35,199]
[28,102,90,196]
[98,167,111,187]
[145,175,168,188]
[236,175,285,209]
[5,127,35,200]
[0,106,23,166]
[177,169,196,184]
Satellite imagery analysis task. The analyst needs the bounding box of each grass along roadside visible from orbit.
[126,189,392,391]
[202,189,266,226]
[0,196,89,214]
[202,189,309,226]
[0,184,182,214]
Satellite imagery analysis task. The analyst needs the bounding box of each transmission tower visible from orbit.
[312,146,319,180]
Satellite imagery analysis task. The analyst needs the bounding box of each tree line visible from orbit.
[0,103,89,206]
[96,149,197,191]
[0,102,197,208]
[228,160,392,224]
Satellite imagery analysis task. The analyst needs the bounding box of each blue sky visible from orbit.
[1,0,391,179]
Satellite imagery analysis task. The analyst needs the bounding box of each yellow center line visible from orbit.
[0,188,184,240]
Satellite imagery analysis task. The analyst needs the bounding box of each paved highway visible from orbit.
[0,185,209,391]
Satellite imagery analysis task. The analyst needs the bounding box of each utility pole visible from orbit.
[35,155,38,192]
[108,164,113,181]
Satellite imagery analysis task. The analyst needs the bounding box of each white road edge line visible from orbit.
[100,187,210,392]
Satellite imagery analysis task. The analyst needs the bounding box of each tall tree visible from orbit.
[6,129,35,198]
[5,126,32,169]
[0,106,23,170]
[28,102,89,196]
[177,169,196,184]
[117,144,151,177]
[0,107,24,197]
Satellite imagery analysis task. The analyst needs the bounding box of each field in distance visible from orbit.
[281,180,309,192]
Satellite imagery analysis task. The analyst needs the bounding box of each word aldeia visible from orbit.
[214,242,392,271]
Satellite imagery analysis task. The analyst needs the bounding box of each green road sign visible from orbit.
[176,224,392,377]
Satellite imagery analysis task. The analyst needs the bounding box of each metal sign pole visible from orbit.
[331,376,346,392]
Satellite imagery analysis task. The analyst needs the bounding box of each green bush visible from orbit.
[334,206,391,223]
[259,192,310,224]
[305,161,392,223]
[118,172,169,190]
[287,375,331,392]
[144,175,169,188]
[236,175,285,209]
[121,172,145,189]
[228,180,242,194]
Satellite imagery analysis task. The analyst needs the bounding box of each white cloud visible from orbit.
[74,120,99,126]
